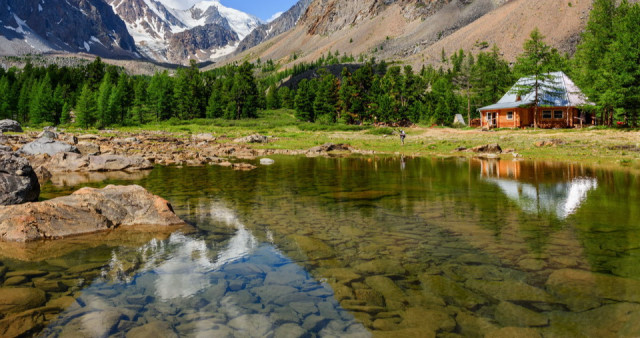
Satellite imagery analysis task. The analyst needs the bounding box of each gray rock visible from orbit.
[0,119,22,133]
[274,323,307,338]
[76,142,100,155]
[61,310,125,338]
[0,150,40,205]
[87,155,153,171]
[228,314,272,337]
[234,134,269,144]
[18,137,79,156]
[37,128,58,139]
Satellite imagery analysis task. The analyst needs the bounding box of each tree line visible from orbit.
[0,0,637,128]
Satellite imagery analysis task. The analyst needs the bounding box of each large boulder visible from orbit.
[35,153,153,172]
[18,137,79,156]
[0,120,23,133]
[87,154,153,171]
[0,185,186,242]
[0,151,40,205]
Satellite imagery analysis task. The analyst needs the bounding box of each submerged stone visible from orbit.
[0,287,46,314]
[420,274,487,309]
[494,301,549,327]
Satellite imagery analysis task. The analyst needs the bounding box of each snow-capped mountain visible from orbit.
[107,0,261,64]
[0,0,138,59]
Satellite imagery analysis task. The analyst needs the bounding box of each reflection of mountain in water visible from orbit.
[44,203,367,337]
[486,177,598,219]
[478,159,598,219]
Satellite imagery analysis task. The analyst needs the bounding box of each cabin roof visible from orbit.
[478,72,594,111]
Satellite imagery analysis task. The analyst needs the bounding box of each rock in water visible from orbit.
[0,151,40,205]
[0,185,186,242]
[260,158,275,165]
[18,137,79,156]
[0,120,23,133]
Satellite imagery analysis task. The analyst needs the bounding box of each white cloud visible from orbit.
[267,11,283,23]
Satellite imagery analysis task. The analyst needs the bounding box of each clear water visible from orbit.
[1,156,639,337]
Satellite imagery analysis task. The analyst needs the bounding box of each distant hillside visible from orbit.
[222,0,595,69]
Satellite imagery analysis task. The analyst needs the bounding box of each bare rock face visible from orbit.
[0,151,40,206]
[0,185,186,242]
[18,137,79,156]
[0,120,22,133]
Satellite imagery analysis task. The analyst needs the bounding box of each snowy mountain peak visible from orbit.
[107,0,261,64]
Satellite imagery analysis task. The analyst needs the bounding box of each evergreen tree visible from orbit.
[29,74,54,125]
[0,77,10,119]
[108,74,129,125]
[96,73,114,128]
[278,86,293,109]
[294,79,314,121]
[130,78,149,125]
[230,62,259,119]
[17,79,32,123]
[60,102,72,125]
[471,45,512,109]
[75,83,96,128]
[266,84,280,110]
[147,71,174,121]
[206,83,225,119]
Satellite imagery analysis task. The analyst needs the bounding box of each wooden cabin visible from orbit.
[478,72,593,129]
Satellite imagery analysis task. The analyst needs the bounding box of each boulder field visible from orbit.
[0,185,186,242]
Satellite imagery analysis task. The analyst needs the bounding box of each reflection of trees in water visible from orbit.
[137,157,639,278]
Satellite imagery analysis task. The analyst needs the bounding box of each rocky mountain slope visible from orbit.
[235,0,313,54]
[224,0,595,69]
[0,0,138,59]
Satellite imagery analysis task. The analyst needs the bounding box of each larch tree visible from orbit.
[512,28,559,128]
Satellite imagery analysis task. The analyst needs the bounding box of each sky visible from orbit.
[158,0,299,22]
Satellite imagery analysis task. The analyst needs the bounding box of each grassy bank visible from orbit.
[51,109,640,170]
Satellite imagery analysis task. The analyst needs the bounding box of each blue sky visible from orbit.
[219,0,299,21]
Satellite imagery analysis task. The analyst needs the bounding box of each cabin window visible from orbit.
[542,110,552,119]
[554,110,564,119]
[507,112,514,120]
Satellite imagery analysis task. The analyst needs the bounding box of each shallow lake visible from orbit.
[1,156,640,337]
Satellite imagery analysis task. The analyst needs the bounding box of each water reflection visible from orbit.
[2,156,638,337]
[43,203,367,337]
[478,159,598,219]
